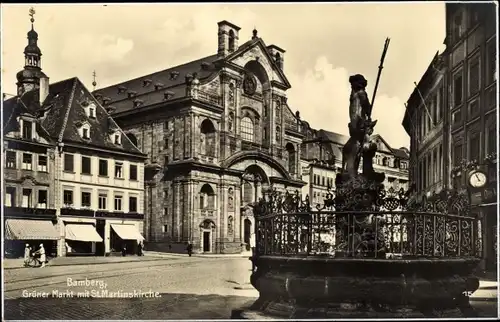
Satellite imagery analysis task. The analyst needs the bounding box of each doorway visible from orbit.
[96,219,105,256]
[244,219,252,250]
[203,231,210,252]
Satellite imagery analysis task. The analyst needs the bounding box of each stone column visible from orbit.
[235,79,242,136]
[234,184,242,245]
[256,181,262,200]
[192,115,199,159]
[182,181,189,241]
[215,120,220,162]
[173,181,181,241]
[220,182,229,253]
[190,113,195,160]
[184,116,190,160]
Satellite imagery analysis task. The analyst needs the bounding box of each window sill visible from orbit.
[63,170,76,174]
[37,170,49,173]
[130,178,138,182]
[21,168,33,171]
[5,167,17,170]
[81,173,92,176]
[114,177,125,180]
[98,175,109,178]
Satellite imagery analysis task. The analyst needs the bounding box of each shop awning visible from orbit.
[111,224,145,241]
[65,224,103,242]
[5,219,59,240]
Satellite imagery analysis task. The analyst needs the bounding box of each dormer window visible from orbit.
[102,97,112,105]
[154,83,164,90]
[84,103,96,118]
[127,91,137,98]
[170,72,179,81]
[112,132,122,145]
[95,93,103,100]
[133,99,144,108]
[164,91,175,100]
[143,79,152,87]
[118,86,127,94]
[201,62,211,70]
[105,105,116,114]
[83,128,90,139]
[78,122,91,140]
[22,120,33,140]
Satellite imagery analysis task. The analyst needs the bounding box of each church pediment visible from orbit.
[225,39,291,89]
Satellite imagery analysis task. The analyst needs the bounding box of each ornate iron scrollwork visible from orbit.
[254,185,477,259]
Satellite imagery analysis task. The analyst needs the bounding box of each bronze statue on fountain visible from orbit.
[335,74,385,214]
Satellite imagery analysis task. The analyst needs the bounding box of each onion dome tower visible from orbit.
[16,7,48,96]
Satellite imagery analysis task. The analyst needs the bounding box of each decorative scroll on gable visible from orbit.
[283,105,298,131]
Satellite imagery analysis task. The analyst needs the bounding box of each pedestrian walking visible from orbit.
[137,241,143,256]
[186,242,193,257]
[122,245,127,257]
[24,244,31,267]
[250,232,256,272]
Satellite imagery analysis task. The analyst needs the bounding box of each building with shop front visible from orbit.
[300,126,410,205]
[403,2,497,271]
[3,14,147,257]
[94,21,305,254]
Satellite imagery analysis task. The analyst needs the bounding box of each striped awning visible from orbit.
[65,224,103,242]
[111,224,144,241]
[5,219,59,240]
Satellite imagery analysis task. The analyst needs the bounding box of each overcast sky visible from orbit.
[1,3,446,149]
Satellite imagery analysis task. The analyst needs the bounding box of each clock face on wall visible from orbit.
[468,170,488,188]
[243,74,257,95]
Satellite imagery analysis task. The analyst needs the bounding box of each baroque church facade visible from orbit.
[95,21,305,253]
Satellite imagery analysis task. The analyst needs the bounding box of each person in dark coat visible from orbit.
[138,242,143,256]
[186,242,193,257]
[122,245,127,257]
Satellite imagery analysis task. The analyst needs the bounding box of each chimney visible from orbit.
[39,76,49,105]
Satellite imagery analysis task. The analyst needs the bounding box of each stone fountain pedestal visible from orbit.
[233,256,480,319]
[231,174,481,319]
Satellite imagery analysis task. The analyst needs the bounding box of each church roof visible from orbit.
[4,77,145,157]
[94,34,292,115]
[93,54,219,113]
[317,130,349,146]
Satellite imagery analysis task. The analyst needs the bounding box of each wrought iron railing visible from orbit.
[254,187,481,259]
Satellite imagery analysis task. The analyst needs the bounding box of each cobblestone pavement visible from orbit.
[4,257,258,320]
[470,280,498,318]
[3,257,497,319]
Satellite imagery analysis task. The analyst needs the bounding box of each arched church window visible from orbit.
[241,117,254,142]
[286,143,296,175]
[228,112,234,132]
[200,119,216,157]
[275,52,281,63]
[228,30,236,52]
